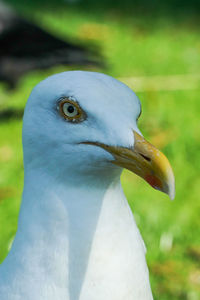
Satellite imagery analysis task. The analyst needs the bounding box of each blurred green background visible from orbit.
[0,0,200,299]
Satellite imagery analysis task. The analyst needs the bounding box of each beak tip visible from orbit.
[169,185,175,201]
[165,175,175,200]
[169,190,175,201]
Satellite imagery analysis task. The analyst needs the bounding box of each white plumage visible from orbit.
[0,71,174,300]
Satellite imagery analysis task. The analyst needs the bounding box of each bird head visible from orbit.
[23,71,175,199]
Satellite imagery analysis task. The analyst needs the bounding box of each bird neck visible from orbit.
[3,169,124,297]
[1,169,153,300]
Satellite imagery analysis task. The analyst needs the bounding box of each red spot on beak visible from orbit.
[145,174,162,190]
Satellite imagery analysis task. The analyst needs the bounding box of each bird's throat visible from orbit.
[1,171,152,300]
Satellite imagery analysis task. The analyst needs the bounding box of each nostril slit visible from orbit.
[139,153,151,162]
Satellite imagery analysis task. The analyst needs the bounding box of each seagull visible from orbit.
[0,71,175,300]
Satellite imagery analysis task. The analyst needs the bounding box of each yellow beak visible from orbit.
[85,131,175,199]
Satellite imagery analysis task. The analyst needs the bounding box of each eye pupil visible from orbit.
[67,105,75,114]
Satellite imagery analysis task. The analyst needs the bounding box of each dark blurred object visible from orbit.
[0,1,102,89]
[0,108,24,121]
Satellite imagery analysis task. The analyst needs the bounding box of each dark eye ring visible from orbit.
[58,98,86,123]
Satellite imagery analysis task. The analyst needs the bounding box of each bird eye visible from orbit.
[59,98,84,122]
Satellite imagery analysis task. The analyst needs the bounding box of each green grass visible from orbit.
[0,3,200,299]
